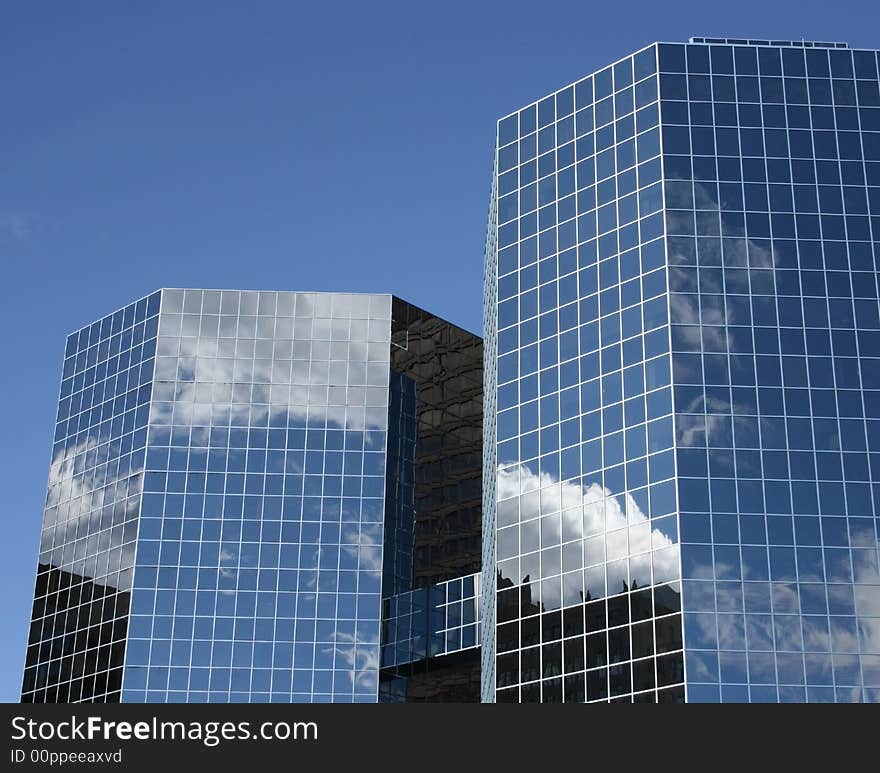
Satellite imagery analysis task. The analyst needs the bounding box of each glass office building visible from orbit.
[20,36,880,707]
[21,289,482,703]
[485,38,880,702]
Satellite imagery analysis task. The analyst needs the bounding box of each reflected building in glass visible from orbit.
[20,36,880,707]
[485,38,880,702]
[22,289,482,703]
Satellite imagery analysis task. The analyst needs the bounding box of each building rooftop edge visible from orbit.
[497,37,877,125]
[63,288,481,344]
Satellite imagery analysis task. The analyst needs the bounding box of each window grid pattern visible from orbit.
[381,371,418,598]
[689,38,849,51]
[121,289,393,703]
[658,40,880,702]
[387,297,483,589]
[378,297,484,701]
[490,44,686,703]
[22,292,160,703]
[482,163,499,702]
[381,572,481,668]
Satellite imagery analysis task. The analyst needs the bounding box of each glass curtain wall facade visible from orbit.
[23,289,483,703]
[378,298,484,702]
[482,164,500,702]
[21,293,161,703]
[24,37,880,708]
[379,572,481,701]
[484,38,880,703]
[660,38,880,703]
[125,289,393,703]
[488,44,683,704]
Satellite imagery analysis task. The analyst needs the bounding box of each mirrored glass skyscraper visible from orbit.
[20,35,880,707]
[484,38,880,702]
[22,289,482,703]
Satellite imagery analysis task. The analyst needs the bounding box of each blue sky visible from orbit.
[1,0,878,701]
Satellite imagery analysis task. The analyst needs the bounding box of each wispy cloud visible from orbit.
[0,211,35,242]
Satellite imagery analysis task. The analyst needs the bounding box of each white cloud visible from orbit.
[0,211,34,242]
[496,463,680,599]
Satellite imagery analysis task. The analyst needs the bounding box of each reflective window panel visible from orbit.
[23,289,484,704]
[22,292,161,703]
[485,38,880,703]
[378,298,484,702]
[659,39,880,704]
